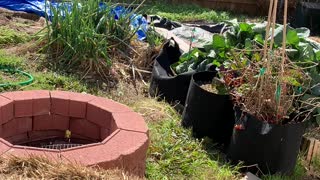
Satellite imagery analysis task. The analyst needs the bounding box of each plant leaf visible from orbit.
[207,50,216,58]
[245,38,253,49]
[212,34,226,50]
[286,30,300,46]
[254,34,264,45]
[275,84,281,103]
[316,51,320,60]
[259,67,266,76]
[239,23,253,33]
[297,42,316,61]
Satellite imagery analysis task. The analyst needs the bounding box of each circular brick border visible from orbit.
[0,90,149,177]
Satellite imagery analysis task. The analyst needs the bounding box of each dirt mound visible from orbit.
[0,8,45,35]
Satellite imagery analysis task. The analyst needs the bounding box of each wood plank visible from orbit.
[306,138,316,164]
[314,140,320,158]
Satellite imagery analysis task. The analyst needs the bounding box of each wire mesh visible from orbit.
[40,143,83,150]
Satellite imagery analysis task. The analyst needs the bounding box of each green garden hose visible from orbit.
[0,68,34,87]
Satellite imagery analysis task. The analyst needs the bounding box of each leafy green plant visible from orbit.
[146,26,164,47]
[172,20,320,76]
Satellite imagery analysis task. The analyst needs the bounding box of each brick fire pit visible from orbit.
[0,90,149,177]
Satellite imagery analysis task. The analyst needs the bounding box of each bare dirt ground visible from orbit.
[310,36,320,43]
[0,8,45,35]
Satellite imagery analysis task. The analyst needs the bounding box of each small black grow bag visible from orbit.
[181,71,235,145]
[227,109,308,175]
[149,39,194,112]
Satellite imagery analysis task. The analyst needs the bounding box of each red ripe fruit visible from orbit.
[234,124,245,130]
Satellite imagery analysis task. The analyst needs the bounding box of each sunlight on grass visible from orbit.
[0,26,28,46]
[262,156,306,180]
[143,2,263,23]
[145,103,239,180]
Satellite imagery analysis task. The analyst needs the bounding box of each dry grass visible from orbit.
[132,98,177,123]
[230,48,311,124]
[0,155,142,180]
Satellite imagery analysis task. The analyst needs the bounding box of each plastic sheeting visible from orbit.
[0,0,48,17]
[0,0,148,40]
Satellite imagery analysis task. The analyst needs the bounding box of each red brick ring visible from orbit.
[0,90,149,177]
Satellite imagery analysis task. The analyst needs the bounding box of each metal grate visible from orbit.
[21,137,94,150]
[40,143,84,150]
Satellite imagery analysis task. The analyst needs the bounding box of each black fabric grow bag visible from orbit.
[149,38,193,111]
[181,71,235,145]
[227,110,308,175]
[292,2,320,34]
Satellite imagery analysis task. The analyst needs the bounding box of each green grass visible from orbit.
[0,49,239,179]
[312,156,320,173]
[143,103,239,180]
[0,7,308,178]
[0,49,310,180]
[262,157,307,180]
[0,26,28,46]
[0,50,23,68]
[312,155,320,175]
[143,2,263,23]
[0,71,30,85]
[0,50,91,93]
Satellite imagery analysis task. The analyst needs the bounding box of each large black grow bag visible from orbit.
[292,2,320,34]
[181,71,235,145]
[227,110,308,175]
[149,39,194,111]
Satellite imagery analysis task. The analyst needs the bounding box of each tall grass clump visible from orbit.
[46,0,138,79]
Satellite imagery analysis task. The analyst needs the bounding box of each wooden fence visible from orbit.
[171,0,298,16]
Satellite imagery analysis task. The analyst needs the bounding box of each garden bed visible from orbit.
[0,1,319,179]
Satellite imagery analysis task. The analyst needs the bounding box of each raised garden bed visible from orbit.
[0,90,149,177]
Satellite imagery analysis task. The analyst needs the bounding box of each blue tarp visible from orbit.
[0,0,148,40]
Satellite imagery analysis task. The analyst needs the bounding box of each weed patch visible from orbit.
[0,26,28,46]
[45,0,138,79]
[0,50,23,68]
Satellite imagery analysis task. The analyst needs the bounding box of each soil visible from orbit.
[200,83,218,94]
[310,36,320,43]
[0,8,44,35]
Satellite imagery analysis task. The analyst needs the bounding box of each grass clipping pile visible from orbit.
[0,156,141,180]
